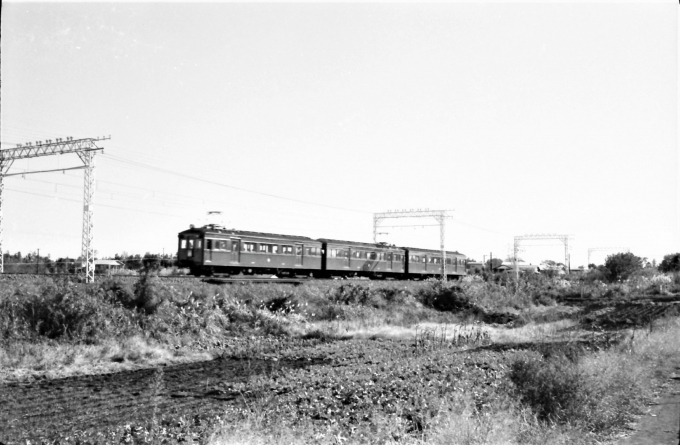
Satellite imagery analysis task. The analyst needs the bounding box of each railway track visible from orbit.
[0,273,316,285]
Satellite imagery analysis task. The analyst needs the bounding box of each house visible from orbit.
[495,262,540,274]
[93,259,124,275]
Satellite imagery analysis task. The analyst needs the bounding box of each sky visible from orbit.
[1,1,677,268]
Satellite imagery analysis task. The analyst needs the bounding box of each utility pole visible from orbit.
[373,209,453,279]
[36,248,40,274]
[0,136,109,282]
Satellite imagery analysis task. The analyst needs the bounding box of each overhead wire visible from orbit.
[11,173,364,225]
[103,153,371,214]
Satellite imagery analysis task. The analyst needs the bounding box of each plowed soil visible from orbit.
[0,356,326,443]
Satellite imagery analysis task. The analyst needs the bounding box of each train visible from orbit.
[177,224,467,279]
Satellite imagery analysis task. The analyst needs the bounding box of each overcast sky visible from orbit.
[1,1,677,267]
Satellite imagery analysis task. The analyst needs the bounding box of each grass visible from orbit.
[2,273,679,444]
[0,335,214,382]
[204,315,680,445]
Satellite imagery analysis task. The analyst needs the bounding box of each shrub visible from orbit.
[330,283,371,305]
[509,353,583,423]
[133,271,162,315]
[416,280,473,312]
[0,280,138,341]
[604,252,643,282]
[658,253,680,273]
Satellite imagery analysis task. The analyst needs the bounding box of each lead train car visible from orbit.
[178,225,323,277]
[178,225,467,279]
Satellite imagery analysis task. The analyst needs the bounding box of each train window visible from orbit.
[386,253,392,261]
[206,240,213,250]
[368,252,376,260]
[282,245,293,254]
[197,240,202,249]
[187,239,194,249]
[243,242,256,252]
[353,251,360,258]
[273,245,280,254]
[422,257,427,263]
[330,249,337,257]
[187,250,193,257]
[446,258,452,265]
[180,240,187,249]
[222,240,230,251]
[296,246,302,255]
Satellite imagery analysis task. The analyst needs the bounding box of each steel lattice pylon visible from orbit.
[513,233,572,278]
[587,247,630,266]
[0,159,15,274]
[0,136,108,281]
[373,209,453,279]
[78,150,97,283]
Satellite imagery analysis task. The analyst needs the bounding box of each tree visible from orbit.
[658,253,680,273]
[486,258,503,270]
[604,252,643,282]
[540,259,565,270]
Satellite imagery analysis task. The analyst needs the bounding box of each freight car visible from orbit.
[178,224,466,279]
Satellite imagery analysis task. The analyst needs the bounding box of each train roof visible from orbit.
[402,246,465,256]
[179,225,319,242]
[317,238,401,249]
[179,226,465,256]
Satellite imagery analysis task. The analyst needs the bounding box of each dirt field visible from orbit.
[0,356,326,442]
[1,293,679,444]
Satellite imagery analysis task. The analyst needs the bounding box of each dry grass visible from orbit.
[208,316,680,445]
[487,319,580,344]
[209,394,581,445]
[0,335,214,382]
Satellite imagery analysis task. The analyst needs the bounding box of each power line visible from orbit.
[103,154,371,214]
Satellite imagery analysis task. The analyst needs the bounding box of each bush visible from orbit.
[416,280,474,312]
[510,347,648,433]
[509,353,584,423]
[0,280,138,341]
[133,271,162,315]
[604,252,643,282]
[658,253,680,273]
[330,283,377,306]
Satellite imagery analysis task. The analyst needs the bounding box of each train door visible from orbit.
[295,244,303,266]
[231,239,241,263]
[206,240,213,263]
[386,252,393,271]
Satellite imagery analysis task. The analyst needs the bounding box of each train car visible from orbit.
[318,239,406,279]
[178,225,323,276]
[403,247,467,279]
[178,224,467,280]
